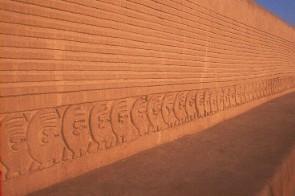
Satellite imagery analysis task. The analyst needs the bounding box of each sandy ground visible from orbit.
[30,92,295,196]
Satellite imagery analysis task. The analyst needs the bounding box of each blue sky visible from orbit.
[255,0,295,26]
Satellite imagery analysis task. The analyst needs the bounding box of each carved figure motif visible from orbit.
[162,93,179,127]
[0,76,293,180]
[90,101,117,149]
[204,90,211,116]
[0,114,34,179]
[131,96,152,136]
[111,99,139,144]
[210,90,218,114]
[223,87,231,109]
[196,90,205,118]
[253,82,259,99]
[240,84,246,104]
[63,104,95,158]
[147,94,167,132]
[217,89,224,112]
[185,90,197,121]
[263,80,267,96]
[235,85,242,105]
[229,86,236,107]
[250,82,256,101]
[0,161,8,181]
[174,91,188,124]
[257,82,263,98]
[244,84,251,103]
[27,109,65,168]
[268,79,272,94]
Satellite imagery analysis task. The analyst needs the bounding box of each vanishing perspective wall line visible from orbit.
[0,0,295,195]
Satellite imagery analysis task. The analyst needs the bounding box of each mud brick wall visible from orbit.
[1,0,295,195]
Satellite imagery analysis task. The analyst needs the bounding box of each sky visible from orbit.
[255,0,295,26]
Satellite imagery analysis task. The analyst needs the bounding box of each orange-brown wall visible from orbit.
[1,0,295,195]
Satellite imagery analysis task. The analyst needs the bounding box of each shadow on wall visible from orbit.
[30,92,295,196]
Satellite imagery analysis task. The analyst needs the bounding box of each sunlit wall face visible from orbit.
[255,0,295,26]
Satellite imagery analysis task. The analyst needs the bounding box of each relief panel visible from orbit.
[162,93,179,127]
[27,109,66,168]
[111,99,139,144]
[235,85,242,105]
[196,90,206,118]
[185,90,197,121]
[210,89,218,114]
[62,104,97,158]
[131,96,153,136]
[0,114,35,179]
[244,84,251,103]
[90,101,117,149]
[174,91,189,124]
[223,87,231,109]
[147,94,168,132]
[217,89,225,112]
[204,90,212,116]
[0,76,293,181]
[229,86,236,108]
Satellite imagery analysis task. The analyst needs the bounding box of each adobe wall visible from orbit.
[0,0,295,195]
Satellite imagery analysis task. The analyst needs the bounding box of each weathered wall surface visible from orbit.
[0,0,295,195]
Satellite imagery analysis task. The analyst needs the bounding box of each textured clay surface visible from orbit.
[0,0,295,195]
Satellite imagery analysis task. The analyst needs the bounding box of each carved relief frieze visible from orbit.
[1,76,294,181]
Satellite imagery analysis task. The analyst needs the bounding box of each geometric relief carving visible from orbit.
[0,114,34,179]
[27,109,65,168]
[111,99,139,144]
[131,96,152,136]
[62,104,97,158]
[185,90,197,121]
[147,94,167,132]
[196,90,206,118]
[161,92,179,127]
[174,91,189,124]
[90,101,117,149]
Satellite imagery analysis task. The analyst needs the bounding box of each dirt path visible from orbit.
[30,92,295,196]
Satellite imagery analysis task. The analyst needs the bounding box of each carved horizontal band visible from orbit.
[1,76,295,180]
